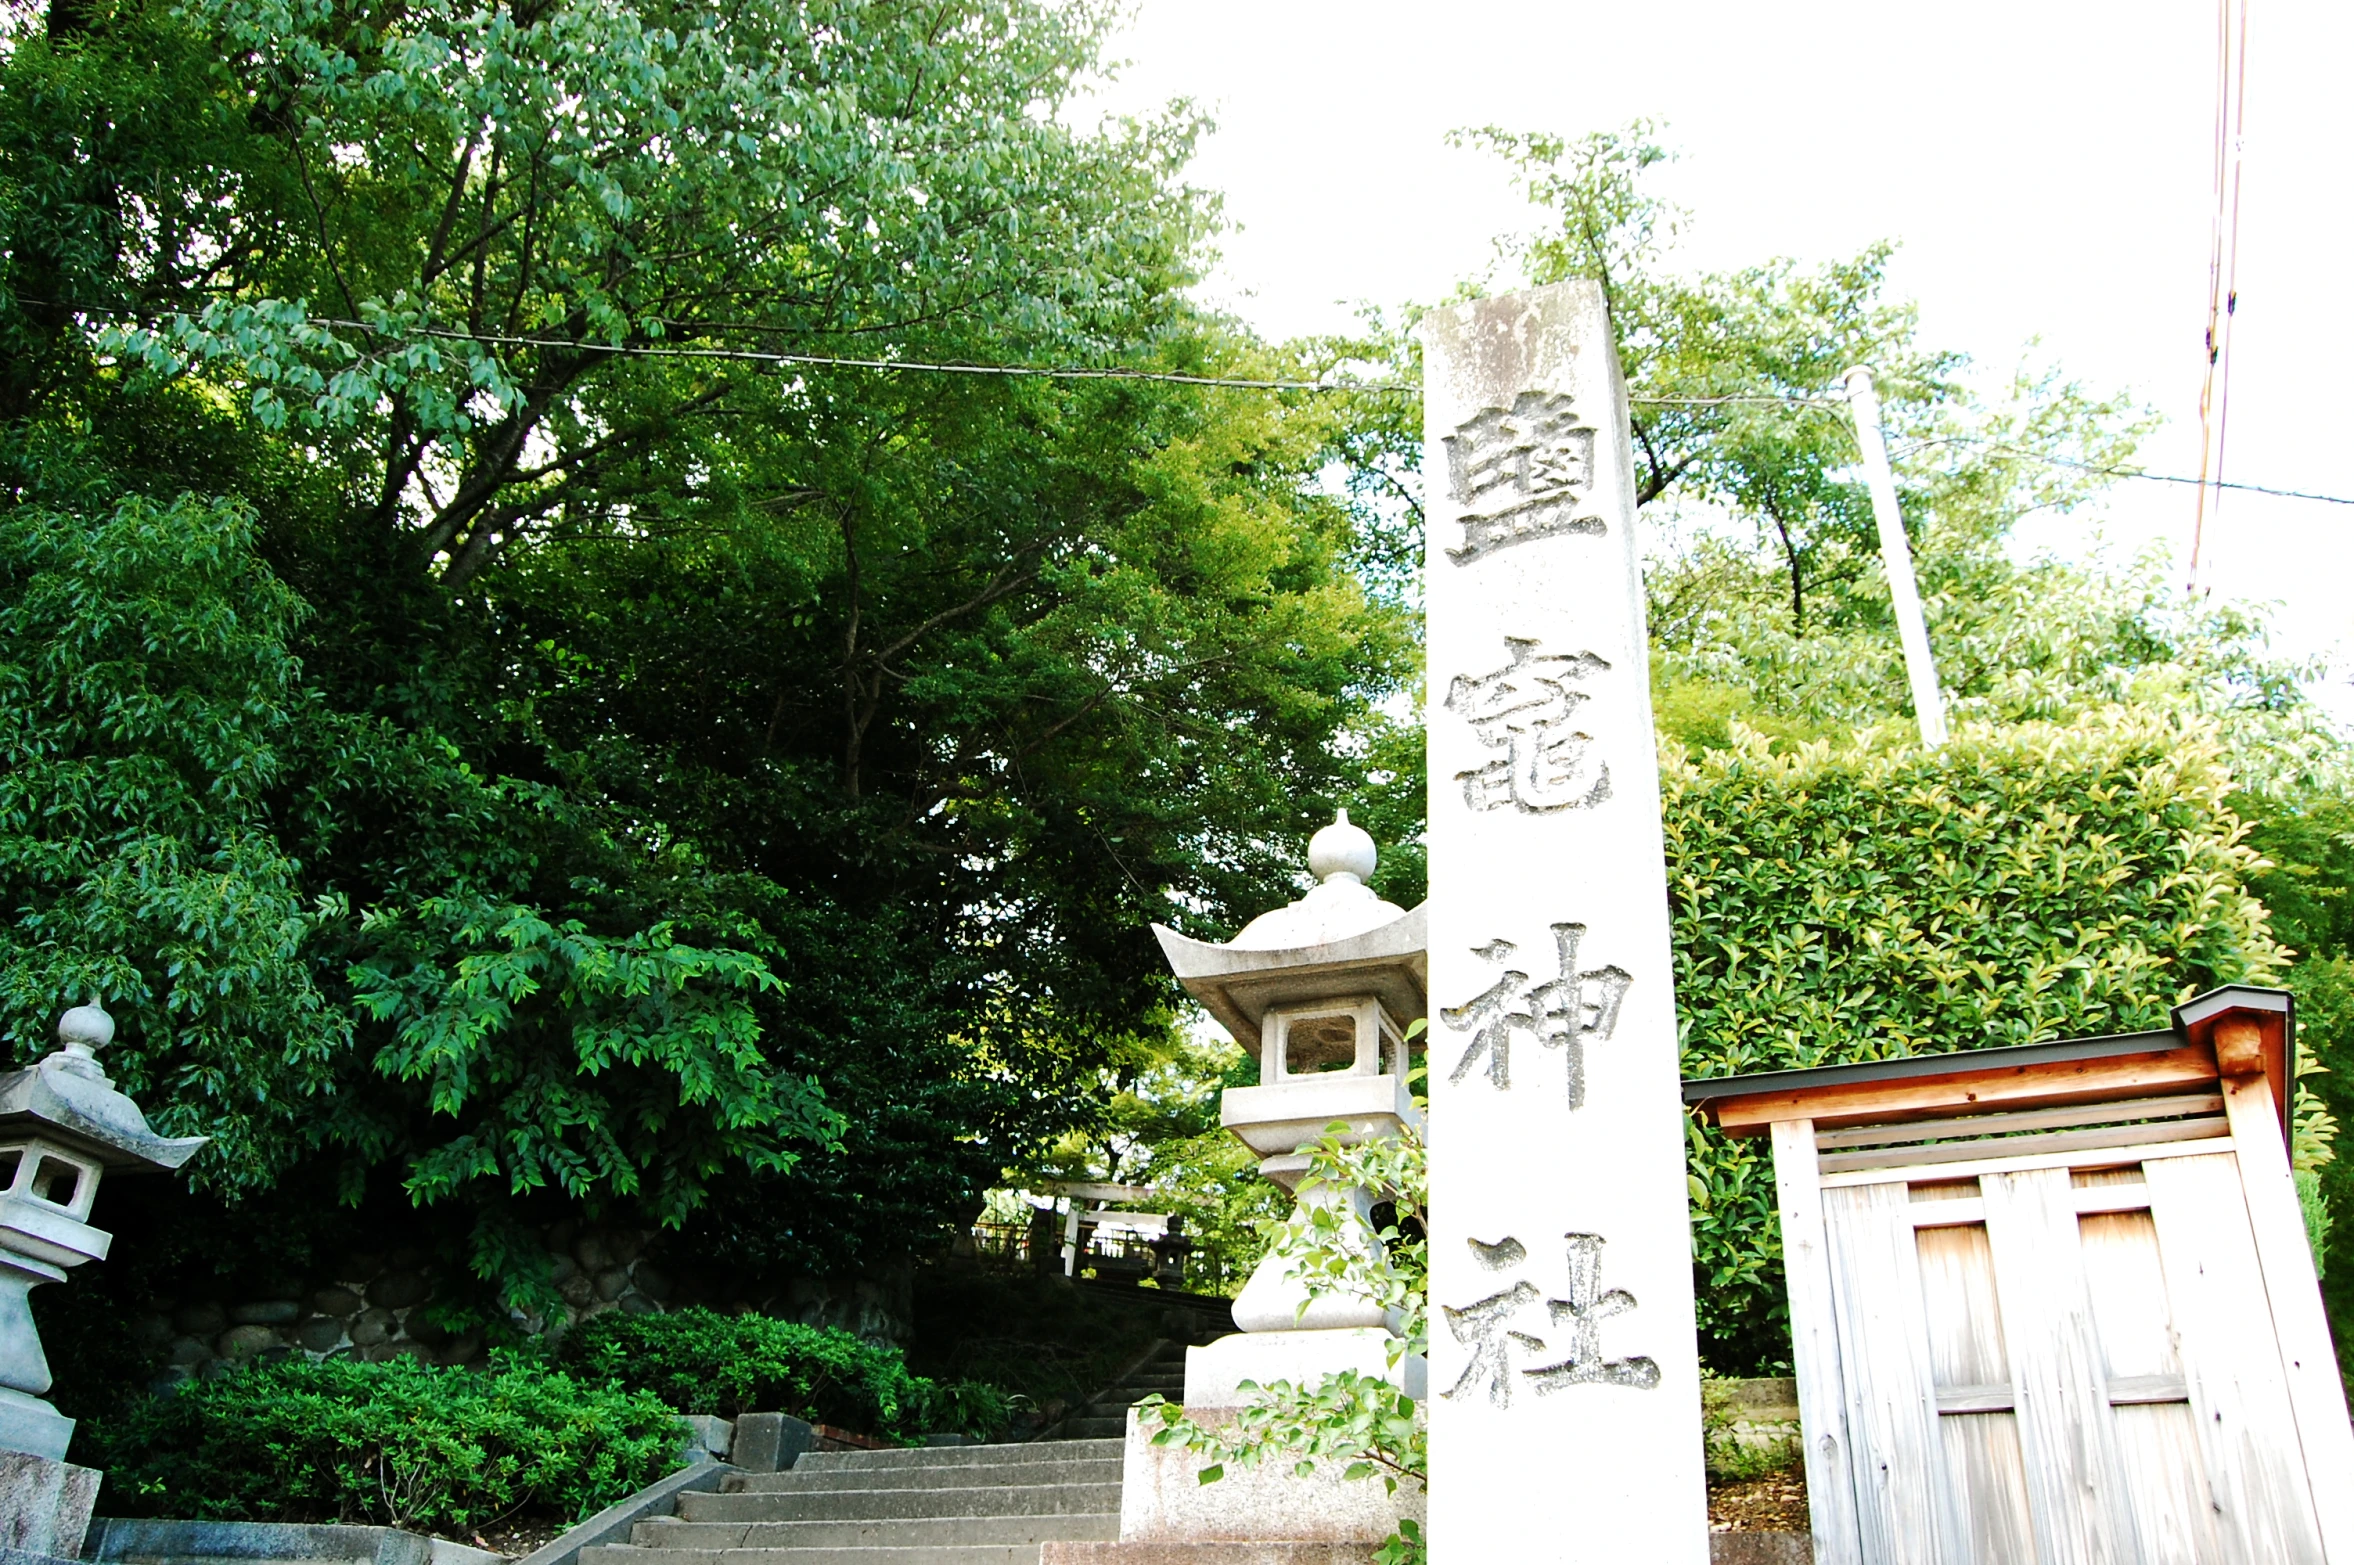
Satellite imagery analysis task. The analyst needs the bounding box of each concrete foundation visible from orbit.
[1114,1407,1420,1548]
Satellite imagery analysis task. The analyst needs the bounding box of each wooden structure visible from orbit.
[1685,985,2354,1565]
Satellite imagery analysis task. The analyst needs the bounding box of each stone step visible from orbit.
[588,1546,1042,1565]
[677,1483,1123,1525]
[730,1458,1120,1494]
[789,1441,1120,1475]
[1054,1418,1124,1440]
[630,1515,1120,1551]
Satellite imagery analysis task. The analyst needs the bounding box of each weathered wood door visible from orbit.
[1817,1146,2328,1565]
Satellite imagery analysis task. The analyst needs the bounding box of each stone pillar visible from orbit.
[1421,281,1708,1560]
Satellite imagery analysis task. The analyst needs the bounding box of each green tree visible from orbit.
[0,0,1414,1304]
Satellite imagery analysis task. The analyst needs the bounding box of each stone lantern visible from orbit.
[0,1002,204,1462]
[1151,810,1427,1405]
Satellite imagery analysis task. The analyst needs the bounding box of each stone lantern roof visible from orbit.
[0,1004,207,1172]
[1150,810,1426,1050]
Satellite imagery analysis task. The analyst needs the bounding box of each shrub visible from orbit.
[1669,712,2292,1371]
[561,1308,1007,1440]
[79,1356,682,1533]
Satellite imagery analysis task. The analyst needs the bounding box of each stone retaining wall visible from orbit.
[128,1223,913,1383]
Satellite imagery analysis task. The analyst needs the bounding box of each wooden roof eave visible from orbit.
[1681,985,2294,1150]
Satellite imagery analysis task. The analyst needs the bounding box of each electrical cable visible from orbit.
[75,303,1846,402]
[66,301,2354,506]
[1901,434,2353,508]
[2189,0,2253,588]
[2208,0,2253,566]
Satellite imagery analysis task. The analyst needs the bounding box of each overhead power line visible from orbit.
[2189,0,2254,587]
[85,305,1855,402]
[1903,434,2354,508]
[78,303,2354,507]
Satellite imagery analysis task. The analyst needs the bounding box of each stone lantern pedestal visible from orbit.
[0,1004,204,1558]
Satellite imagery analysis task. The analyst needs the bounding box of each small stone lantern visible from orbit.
[1152,810,1427,1405]
[0,1003,204,1460]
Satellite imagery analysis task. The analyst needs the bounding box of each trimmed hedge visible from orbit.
[560,1308,1010,1440]
[1669,712,2290,1371]
[79,1356,682,1532]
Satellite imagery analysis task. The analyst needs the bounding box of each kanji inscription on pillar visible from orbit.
[1423,282,1708,1562]
[1443,639,1612,813]
[1440,922,1631,1110]
[1440,1233,1659,1409]
[1442,391,1604,563]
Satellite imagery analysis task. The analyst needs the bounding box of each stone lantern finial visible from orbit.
[1226,809,1405,954]
[1306,808,1377,885]
[53,1003,113,1076]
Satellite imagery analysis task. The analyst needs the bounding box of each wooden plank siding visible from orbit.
[2075,1172,2221,1565]
[1818,1116,2229,1176]
[1815,1136,2236,1192]
[1824,1180,1971,1564]
[1771,1117,1866,1565]
[1980,1167,2144,1565]
[2217,1071,2354,1560]
[2144,1152,2328,1564]
[1914,1209,2038,1562]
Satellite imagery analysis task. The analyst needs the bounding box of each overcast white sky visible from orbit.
[1078,0,2354,711]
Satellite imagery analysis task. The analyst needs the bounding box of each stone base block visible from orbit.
[0,1451,97,1558]
[1183,1329,1424,1407]
[727,1413,814,1473]
[86,1519,502,1565]
[1043,1546,1381,1564]
[674,1414,732,1461]
[1118,1407,1421,1546]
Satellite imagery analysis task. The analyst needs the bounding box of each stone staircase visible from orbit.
[582,1438,1124,1565]
[1050,1340,1187,1440]
[551,1339,1219,1565]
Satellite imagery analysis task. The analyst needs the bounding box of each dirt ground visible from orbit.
[453,1519,567,1559]
[1707,1466,1809,1533]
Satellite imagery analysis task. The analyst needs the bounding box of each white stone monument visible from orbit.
[1421,281,1709,1560]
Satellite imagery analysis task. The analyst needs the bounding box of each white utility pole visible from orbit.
[1843,366,1949,748]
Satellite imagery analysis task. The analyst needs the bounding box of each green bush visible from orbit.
[1669,712,2291,1371]
[78,1356,682,1533]
[561,1308,1008,1441]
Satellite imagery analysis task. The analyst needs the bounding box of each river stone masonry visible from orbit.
[132,1227,913,1382]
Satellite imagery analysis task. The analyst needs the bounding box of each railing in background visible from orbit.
[957,1214,1239,1297]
